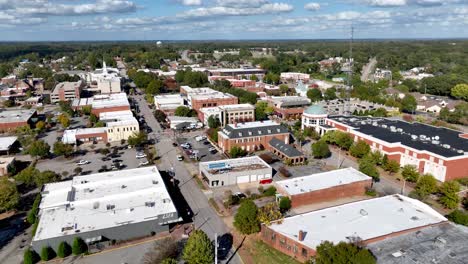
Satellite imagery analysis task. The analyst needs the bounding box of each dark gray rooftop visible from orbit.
[368,223,468,264]
[269,137,304,157]
[329,116,468,158]
[221,121,289,139]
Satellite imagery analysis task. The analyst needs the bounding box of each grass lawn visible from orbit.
[249,240,301,264]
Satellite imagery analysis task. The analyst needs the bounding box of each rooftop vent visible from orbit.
[411,216,419,221]
[432,140,440,145]
[442,144,451,149]
[93,202,99,209]
[411,135,418,140]
[359,209,368,216]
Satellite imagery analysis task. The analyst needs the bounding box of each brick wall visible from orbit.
[276,179,372,208]
[191,97,238,112]
[0,121,29,132]
[91,105,131,116]
[219,133,289,153]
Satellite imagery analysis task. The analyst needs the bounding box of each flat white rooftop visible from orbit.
[0,136,17,151]
[276,168,371,196]
[34,167,178,241]
[91,93,129,109]
[0,109,36,123]
[200,156,270,173]
[99,110,135,121]
[219,103,255,111]
[268,195,447,250]
[226,120,279,130]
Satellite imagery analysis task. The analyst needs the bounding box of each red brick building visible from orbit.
[182,86,238,112]
[275,168,372,208]
[267,96,311,120]
[0,109,37,132]
[320,116,468,182]
[261,195,447,263]
[217,121,290,154]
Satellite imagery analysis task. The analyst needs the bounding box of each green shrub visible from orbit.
[263,186,277,196]
[447,210,468,226]
[57,241,72,258]
[279,197,292,212]
[23,248,40,264]
[40,246,56,261]
[72,237,88,255]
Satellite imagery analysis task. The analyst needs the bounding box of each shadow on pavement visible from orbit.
[160,170,194,223]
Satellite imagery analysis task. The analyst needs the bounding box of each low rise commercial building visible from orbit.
[207,68,265,80]
[72,93,130,115]
[280,72,310,83]
[268,138,306,165]
[315,98,399,116]
[50,81,84,103]
[97,76,121,94]
[167,116,202,130]
[199,104,255,127]
[261,195,447,263]
[268,96,311,120]
[62,110,139,144]
[154,94,184,115]
[181,86,238,112]
[218,120,290,153]
[199,156,272,187]
[275,168,372,207]
[0,109,37,132]
[31,167,181,252]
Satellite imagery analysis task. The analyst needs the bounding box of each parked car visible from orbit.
[76,160,90,165]
[138,160,149,166]
[177,155,184,161]
[136,152,147,159]
[209,147,217,153]
[233,192,246,199]
[195,135,206,142]
[180,143,191,149]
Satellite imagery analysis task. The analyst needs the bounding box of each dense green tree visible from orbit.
[27,140,50,159]
[0,178,19,213]
[182,230,214,264]
[279,84,289,95]
[439,181,461,209]
[414,174,438,199]
[53,141,74,157]
[35,171,60,186]
[27,194,41,224]
[312,140,331,159]
[324,87,337,100]
[335,132,353,150]
[279,197,292,212]
[401,165,420,183]
[146,79,163,95]
[234,200,260,234]
[14,166,40,186]
[383,159,400,174]
[349,140,370,158]
[128,132,148,147]
[307,88,323,102]
[451,84,468,101]
[174,106,192,117]
[154,110,167,123]
[230,146,247,158]
[359,155,380,180]
[257,202,283,225]
[207,115,221,129]
[400,94,417,113]
[315,241,376,264]
[72,237,88,255]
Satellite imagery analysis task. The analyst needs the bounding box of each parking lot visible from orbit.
[36,144,149,178]
[176,133,226,163]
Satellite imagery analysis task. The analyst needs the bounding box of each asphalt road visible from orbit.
[133,93,242,264]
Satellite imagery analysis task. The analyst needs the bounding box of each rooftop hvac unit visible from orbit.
[396,128,403,132]
[434,136,440,140]
[457,150,464,154]
[432,140,440,144]
[442,144,451,149]
[372,122,378,126]
[382,124,387,128]
[411,135,418,140]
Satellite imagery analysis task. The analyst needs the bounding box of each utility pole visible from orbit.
[346,25,354,116]
[214,233,218,264]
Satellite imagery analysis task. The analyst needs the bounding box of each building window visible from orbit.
[293,245,298,253]
[302,248,308,257]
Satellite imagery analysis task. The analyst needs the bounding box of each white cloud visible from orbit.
[304,2,321,11]
[367,0,406,6]
[178,0,202,6]
[178,2,293,19]
[215,0,268,8]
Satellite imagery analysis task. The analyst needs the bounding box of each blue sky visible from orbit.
[0,0,467,41]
